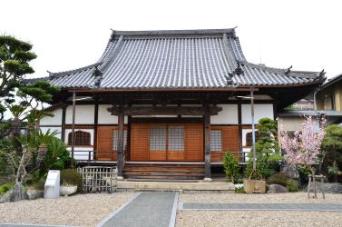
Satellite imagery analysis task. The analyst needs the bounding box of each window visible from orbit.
[150,127,166,151]
[210,130,222,152]
[149,125,185,152]
[68,130,91,146]
[168,126,184,151]
[112,129,127,151]
[246,131,259,147]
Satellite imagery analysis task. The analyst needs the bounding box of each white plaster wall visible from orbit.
[278,117,320,132]
[98,104,128,124]
[241,104,274,124]
[66,105,95,124]
[40,109,63,126]
[40,126,62,139]
[211,104,238,124]
[64,129,94,146]
[99,104,118,124]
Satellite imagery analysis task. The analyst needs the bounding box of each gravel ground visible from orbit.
[180,192,342,204]
[0,192,134,227]
[176,210,342,227]
[177,193,342,227]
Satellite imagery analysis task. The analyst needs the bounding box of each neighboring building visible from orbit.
[34,28,325,180]
[316,74,342,112]
[291,98,314,110]
[279,74,342,134]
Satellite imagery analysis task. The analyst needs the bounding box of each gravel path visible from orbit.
[177,193,342,227]
[180,192,342,204]
[0,192,134,227]
[176,210,342,227]
[181,203,342,212]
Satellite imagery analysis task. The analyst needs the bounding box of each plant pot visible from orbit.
[60,185,77,196]
[243,179,266,193]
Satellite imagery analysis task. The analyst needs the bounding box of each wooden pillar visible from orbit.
[204,105,211,180]
[61,105,66,142]
[117,105,125,178]
[237,102,243,162]
[71,91,76,160]
[93,100,99,161]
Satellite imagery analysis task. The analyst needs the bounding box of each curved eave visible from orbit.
[58,78,323,93]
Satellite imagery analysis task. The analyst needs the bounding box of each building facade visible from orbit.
[36,28,325,179]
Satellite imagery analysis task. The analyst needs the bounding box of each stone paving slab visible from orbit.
[181,203,342,212]
[99,192,177,227]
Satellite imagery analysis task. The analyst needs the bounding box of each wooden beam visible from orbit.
[203,105,211,179]
[108,106,222,116]
[117,105,125,177]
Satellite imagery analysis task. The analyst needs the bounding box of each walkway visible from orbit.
[98,192,178,227]
[181,203,342,212]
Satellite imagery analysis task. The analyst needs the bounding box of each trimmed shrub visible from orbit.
[267,172,299,192]
[61,169,82,189]
[287,179,299,192]
[267,172,288,186]
[30,176,46,190]
[223,152,240,183]
[0,182,14,195]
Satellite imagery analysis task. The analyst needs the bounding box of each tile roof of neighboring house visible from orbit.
[319,73,342,90]
[34,28,326,90]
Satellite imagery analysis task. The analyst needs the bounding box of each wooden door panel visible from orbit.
[130,122,204,162]
[167,124,185,161]
[149,124,167,161]
[185,123,204,161]
[97,126,116,160]
[130,123,150,161]
[210,126,240,162]
[167,151,185,161]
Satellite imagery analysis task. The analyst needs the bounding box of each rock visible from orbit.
[0,190,12,203]
[282,165,299,179]
[267,184,288,193]
[321,183,342,193]
[27,188,44,200]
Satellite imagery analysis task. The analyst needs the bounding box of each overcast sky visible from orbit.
[1,0,341,79]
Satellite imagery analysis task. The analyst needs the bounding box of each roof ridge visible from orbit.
[110,28,236,37]
[49,62,101,79]
[99,35,124,73]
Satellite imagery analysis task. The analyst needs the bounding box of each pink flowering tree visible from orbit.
[280,116,325,175]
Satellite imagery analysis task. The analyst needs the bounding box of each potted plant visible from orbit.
[60,184,78,196]
[60,169,82,196]
[244,118,282,193]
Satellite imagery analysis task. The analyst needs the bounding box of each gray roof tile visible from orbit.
[43,28,325,90]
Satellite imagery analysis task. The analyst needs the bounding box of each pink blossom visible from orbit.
[280,116,325,167]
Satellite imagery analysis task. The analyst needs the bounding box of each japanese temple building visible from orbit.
[37,28,325,180]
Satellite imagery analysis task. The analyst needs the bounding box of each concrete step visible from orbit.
[117,180,235,192]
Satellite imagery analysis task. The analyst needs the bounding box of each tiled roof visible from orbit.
[42,28,325,90]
